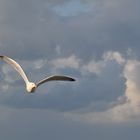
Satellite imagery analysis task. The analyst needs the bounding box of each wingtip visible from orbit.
[0,55,8,59]
[71,78,76,81]
[0,55,4,58]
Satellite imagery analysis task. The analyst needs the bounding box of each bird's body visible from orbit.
[26,82,37,93]
[0,55,75,93]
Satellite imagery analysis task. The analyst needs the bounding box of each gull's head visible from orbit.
[26,82,37,93]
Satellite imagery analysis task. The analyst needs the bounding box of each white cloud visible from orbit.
[51,55,80,69]
[81,51,125,75]
[1,64,20,83]
[81,60,105,75]
[123,60,140,105]
[103,51,125,65]
[33,59,47,69]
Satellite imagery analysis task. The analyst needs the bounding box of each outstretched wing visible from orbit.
[36,75,75,87]
[0,55,29,84]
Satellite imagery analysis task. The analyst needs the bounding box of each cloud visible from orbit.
[0,0,140,139]
[0,51,126,114]
[0,0,140,61]
[81,60,105,75]
[1,46,140,123]
[103,51,125,65]
[66,56,140,123]
[81,51,125,75]
[51,55,80,69]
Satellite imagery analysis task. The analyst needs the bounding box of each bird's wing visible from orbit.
[36,75,75,87]
[0,55,29,84]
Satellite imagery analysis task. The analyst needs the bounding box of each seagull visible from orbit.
[0,55,75,93]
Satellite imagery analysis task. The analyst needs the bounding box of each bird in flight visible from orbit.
[0,55,75,93]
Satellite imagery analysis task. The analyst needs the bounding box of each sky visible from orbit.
[0,0,140,139]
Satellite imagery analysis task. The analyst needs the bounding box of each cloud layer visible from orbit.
[0,0,140,139]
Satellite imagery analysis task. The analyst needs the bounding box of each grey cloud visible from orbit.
[0,56,126,112]
[0,0,138,113]
[1,0,140,61]
[0,0,140,139]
